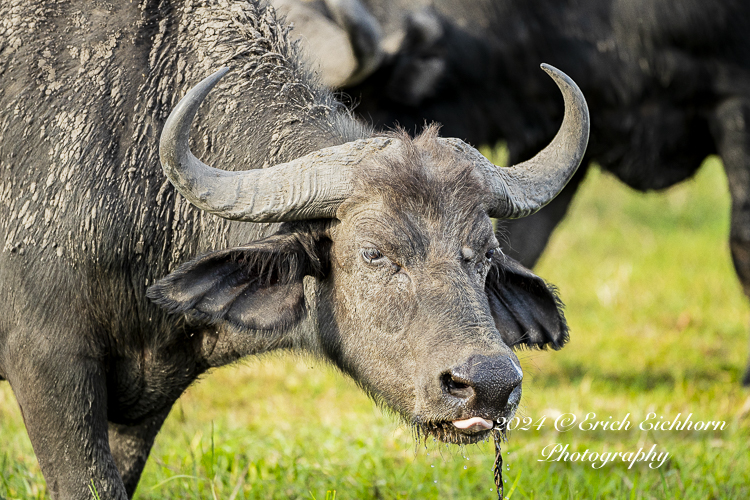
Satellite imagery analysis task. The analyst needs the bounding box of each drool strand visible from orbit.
[493,428,504,500]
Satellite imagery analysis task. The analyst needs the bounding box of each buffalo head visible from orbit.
[148,64,588,443]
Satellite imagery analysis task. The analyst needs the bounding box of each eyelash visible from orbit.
[361,247,385,264]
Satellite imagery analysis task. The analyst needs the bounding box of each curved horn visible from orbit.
[452,64,589,219]
[159,68,399,222]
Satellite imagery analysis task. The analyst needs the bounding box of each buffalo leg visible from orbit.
[9,355,128,499]
[497,165,588,268]
[711,97,750,386]
[109,408,171,498]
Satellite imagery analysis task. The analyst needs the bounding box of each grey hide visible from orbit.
[0,0,588,497]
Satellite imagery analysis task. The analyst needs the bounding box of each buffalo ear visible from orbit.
[147,231,328,331]
[485,254,569,350]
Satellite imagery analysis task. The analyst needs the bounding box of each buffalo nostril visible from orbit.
[441,372,476,400]
[445,354,523,411]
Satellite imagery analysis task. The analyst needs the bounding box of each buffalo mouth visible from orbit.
[417,413,519,445]
[418,419,499,445]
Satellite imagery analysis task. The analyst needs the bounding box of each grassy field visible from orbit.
[2,153,750,499]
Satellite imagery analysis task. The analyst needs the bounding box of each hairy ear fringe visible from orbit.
[147,224,330,331]
[486,254,569,350]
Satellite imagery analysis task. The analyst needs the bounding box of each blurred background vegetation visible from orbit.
[1,152,749,498]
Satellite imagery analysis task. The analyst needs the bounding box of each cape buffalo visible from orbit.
[0,0,588,497]
[287,0,750,385]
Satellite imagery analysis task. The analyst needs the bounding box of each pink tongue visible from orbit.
[452,417,494,430]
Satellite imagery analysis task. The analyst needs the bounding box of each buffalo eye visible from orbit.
[361,247,385,264]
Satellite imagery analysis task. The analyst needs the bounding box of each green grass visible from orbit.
[2,154,750,499]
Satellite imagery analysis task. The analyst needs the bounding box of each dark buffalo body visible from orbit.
[0,0,589,498]
[337,0,750,382]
